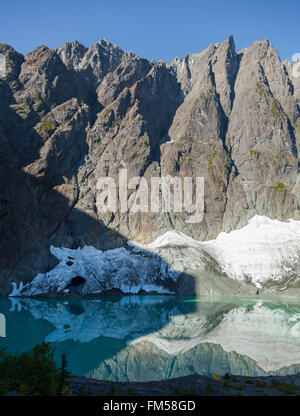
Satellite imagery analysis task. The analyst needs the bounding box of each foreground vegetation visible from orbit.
[1,344,300,396]
[0,343,71,396]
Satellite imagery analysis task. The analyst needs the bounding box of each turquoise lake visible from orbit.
[1,296,300,381]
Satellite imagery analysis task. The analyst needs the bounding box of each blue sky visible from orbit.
[1,0,299,62]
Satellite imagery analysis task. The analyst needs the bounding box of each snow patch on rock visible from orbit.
[134,215,300,288]
[203,215,300,287]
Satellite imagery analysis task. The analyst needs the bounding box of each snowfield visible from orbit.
[202,215,300,288]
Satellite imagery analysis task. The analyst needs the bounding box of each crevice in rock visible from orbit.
[230,52,243,112]
[287,118,299,159]
[208,61,239,184]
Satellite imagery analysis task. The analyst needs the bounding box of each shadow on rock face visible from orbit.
[0,126,199,298]
[0,95,197,297]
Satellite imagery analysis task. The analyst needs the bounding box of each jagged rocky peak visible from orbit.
[226,39,299,183]
[57,38,134,84]
[75,38,125,81]
[210,35,238,116]
[168,35,237,94]
[57,40,87,69]
[0,43,24,83]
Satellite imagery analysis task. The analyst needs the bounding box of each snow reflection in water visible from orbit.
[1,296,300,381]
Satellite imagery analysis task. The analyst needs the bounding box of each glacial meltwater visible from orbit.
[1,296,300,381]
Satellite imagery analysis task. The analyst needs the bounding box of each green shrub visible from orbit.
[38,123,55,132]
[57,352,70,396]
[182,387,196,396]
[249,149,262,157]
[233,384,244,391]
[269,182,288,194]
[271,379,280,388]
[255,380,267,388]
[270,379,295,394]
[277,382,295,395]
[271,98,283,118]
[126,387,134,396]
[37,115,56,133]
[0,343,70,396]
[223,381,230,389]
[206,381,213,395]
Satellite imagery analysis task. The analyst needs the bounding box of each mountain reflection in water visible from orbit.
[1,296,300,381]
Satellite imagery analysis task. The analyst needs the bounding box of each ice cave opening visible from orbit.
[67,276,86,295]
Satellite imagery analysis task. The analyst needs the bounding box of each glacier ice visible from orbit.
[9,244,175,297]
[9,215,300,296]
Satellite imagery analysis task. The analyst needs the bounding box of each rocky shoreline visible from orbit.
[69,373,300,396]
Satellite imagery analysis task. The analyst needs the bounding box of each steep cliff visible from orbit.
[0,36,299,293]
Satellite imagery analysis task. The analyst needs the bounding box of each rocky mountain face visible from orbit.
[0,36,300,293]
